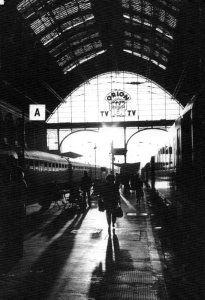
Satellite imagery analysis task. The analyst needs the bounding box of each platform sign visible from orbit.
[29,104,46,121]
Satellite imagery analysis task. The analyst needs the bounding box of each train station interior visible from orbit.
[0,1,205,299]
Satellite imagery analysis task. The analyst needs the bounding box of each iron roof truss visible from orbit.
[17,0,181,76]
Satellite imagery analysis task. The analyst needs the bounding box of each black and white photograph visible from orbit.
[0,1,204,299]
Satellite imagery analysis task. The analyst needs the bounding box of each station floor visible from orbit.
[0,189,168,300]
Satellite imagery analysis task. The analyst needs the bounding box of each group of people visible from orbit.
[95,170,144,231]
[77,170,121,230]
[0,159,144,260]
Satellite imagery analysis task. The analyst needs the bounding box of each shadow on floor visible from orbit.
[88,230,135,299]
[0,209,89,299]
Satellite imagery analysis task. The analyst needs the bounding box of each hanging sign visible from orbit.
[29,104,46,121]
[101,89,133,117]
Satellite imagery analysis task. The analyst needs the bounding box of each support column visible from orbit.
[124,127,127,164]
[57,129,60,153]
[111,141,114,172]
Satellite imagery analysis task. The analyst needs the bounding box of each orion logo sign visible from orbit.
[104,89,130,117]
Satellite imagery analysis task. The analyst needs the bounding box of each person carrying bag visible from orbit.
[113,203,123,218]
[101,175,122,231]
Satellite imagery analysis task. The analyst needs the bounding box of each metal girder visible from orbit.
[46,120,174,129]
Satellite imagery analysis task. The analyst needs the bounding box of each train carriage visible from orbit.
[0,149,109,206]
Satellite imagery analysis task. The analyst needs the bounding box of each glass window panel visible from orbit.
[47,72,183,127]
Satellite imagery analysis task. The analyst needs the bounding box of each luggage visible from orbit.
[113,205,123,218]
[98,198,105,212]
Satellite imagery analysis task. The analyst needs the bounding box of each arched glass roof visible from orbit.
[47,71,183,124]
[17,0,182,74]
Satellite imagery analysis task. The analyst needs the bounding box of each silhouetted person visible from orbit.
[102,175,120,231]
[115,173,121,189]
[6,157,27,260]
[134,173,143,206]
[0,165,11,259]
[122,172,130,196]
[106,171,115,184]
[80,171,92,208]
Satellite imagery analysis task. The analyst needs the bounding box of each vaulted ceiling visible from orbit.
[0,0,205,118]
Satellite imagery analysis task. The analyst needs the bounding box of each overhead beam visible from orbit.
[46,120,174,129]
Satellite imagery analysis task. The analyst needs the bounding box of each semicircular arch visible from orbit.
[60,129,98,150]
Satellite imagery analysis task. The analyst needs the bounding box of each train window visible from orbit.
[29,160,34,170]
[39,162,43,172]
[34,160,39,171]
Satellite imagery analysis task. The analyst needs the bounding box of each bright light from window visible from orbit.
[47,72,183,168]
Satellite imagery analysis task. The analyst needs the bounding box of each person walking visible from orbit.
[134,173,143,206]
[102,175,120,231]
[106,171,115,184]
[80,171,92,208]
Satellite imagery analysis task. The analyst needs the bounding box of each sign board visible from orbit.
[112,148,127,155]
[104,89,131,117]
[29,104,46,121]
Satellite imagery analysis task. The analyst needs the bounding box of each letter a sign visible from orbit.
[29,104,46,121]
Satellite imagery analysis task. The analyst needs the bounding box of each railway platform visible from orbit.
[0,188,168,299]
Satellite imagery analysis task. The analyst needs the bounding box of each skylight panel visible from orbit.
[78,0,92,11]
[123,49,141,57]
[131,0,142,12]
[31,19,46,35]
[125,40,132,48]
[124,31,132,37]
[165,13,177,28]
[143,1,153,16]
[49,42,68,57]
[151,59,158,66]
[154,50,160,58]
[57,53,72,67]
[52,6,68,21]
[84,44,93,52]
[161,54,168,62]
[63,49,106,74]
[121,0,129,9]
[63,63,76,74]
[123,49,166,70]
[64,2,78,15]
[40,29,60,46]
[69,32,99,47]
[78,50,106,65]
[74,47,84,57]
[141,54,151,61]
[17,0,37,13]
[123,13,152,28]
[133,42,142,51]
[93,40,102,49]
[159,63,166,70]
[159,9,166,22]
[124,14,130,20]
[143,45,151,54]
